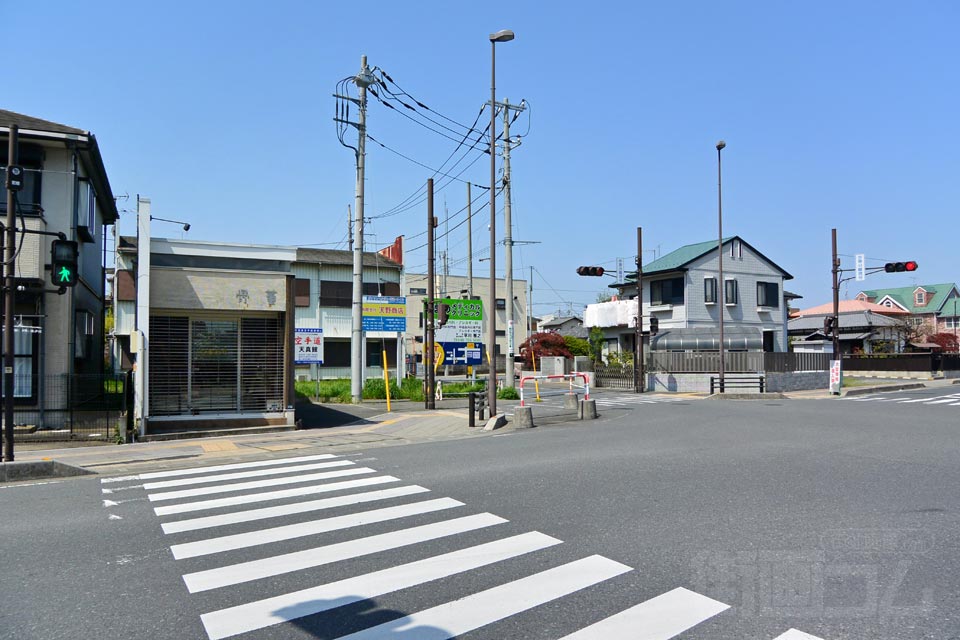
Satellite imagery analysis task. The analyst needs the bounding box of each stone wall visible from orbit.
[647,371,828,393]
[765,371,828,392]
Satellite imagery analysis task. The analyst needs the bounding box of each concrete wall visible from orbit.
[646,371,825,393]
[765,371,828,392]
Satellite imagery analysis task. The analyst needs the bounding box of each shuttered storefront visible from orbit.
[150,314,284,416]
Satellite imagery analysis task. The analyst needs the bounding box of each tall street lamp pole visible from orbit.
[716,140,726,392]
[488,29,514,418]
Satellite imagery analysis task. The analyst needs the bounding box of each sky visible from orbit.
[5,1,958,317]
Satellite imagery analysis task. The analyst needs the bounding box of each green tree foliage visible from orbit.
[588,327,605,363]
[563,335,591,357]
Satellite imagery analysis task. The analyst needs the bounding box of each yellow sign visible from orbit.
[434,342,445,370]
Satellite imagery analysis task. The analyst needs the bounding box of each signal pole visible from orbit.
[635,227,644,394]
[3,125,17,461]
[425,179,436,410]
[831,228,841,357]
[501,98,525,390]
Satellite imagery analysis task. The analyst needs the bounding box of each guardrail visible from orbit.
[518,373,590,407]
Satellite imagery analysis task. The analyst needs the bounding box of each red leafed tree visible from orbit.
[518,332,573,369]
[928,332,959,352]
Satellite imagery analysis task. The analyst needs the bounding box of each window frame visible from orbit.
[724,278,739,306]
[757,281,779,308]
[650,276,684,306]
[704,277,717,305]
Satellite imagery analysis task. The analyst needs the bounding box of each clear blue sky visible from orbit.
[6,1,958,315]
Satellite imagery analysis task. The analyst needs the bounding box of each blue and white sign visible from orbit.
[438,341,483,366]
[295,328,323,364]
[362,296,407,332]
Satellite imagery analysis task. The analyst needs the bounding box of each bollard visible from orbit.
[468,392,476,428]
[581,398,598,419]
[514,406,535,428]
[563,393,579,411]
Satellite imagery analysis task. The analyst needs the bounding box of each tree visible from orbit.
[518,332,573,369]
[928,332,958,352]
[563,335,591,357]
[895,318,932,350]
[588,326,605,363]
[595,291,612,303]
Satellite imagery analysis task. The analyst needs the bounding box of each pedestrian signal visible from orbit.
[51,240,79,288]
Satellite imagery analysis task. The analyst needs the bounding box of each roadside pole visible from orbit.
[425,179,436,410]
[3,125,18,460]
[635,227,644,394]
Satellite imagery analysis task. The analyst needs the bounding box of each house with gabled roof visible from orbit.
[584,235,793,358]
[856,283,960,337]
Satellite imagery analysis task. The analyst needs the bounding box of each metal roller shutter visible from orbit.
[149,316,189,415]
[240,317,284,412]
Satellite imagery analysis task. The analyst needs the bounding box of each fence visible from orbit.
[646,351,765,373]
[841,354,940,372]
[593,364,636,389]
[5,373,129,442]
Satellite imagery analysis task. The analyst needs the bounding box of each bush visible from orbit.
[441,381,487,396]
[563,335,591,357]
[399,376,424,402]
[497,386,520,400]
[295,379,352,402]
[363,378,401,400]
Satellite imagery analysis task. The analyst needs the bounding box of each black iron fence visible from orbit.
[593,364,635,389]
[5,373,129,442]
[841,353,960,373]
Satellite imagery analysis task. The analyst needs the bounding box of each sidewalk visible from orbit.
[782,377,959,399]
[12,407,488,477]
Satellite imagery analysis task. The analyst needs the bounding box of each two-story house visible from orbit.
[2,110,118,429]
[856,284,960,338]
[584,236,792,358]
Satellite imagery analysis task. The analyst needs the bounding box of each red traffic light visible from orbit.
[576,266,605,277]
[884,261,919,273]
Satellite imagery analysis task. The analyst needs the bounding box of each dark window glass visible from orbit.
[704,278,717,304]
[319,281,351,307]
[496,298,506,310]
[757,281,779,307]
[725,279,738,305]
[651,277,684,305]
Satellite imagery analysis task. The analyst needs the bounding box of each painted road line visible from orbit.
[162,485,430,534]
[100,453,341,483]
[147,467,376,502]
[199,531,561,640]
[153,476,400,516]
[771,630,824,640]
[333,555,632,640]
[170,497,464,559]
[926,398,960,404]
[558,587,729,640]
[183,512,507,593]
[142,460,355,490]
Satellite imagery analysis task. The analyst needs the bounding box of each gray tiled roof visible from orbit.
[295,248,401,268]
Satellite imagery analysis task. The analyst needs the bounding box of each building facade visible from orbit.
[2,110,118,429]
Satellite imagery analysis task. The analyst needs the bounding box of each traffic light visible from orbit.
[437,302,451,328]
[649,316,659,336]
[824,316,836,334]
[576,266,605,277]
[884,261,918,273]
[50,240,78,288]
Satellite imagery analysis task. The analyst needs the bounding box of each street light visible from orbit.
[488,28,514,419]
[150,216,191,232]
[716,140,726,392]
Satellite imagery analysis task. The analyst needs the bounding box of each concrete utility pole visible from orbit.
[3,125,18,461]
[635,227,644,394]
[347,205,353,253]
[501,98,525,390]
[831,228,841,357]
[350,56,374,403]
[466,183,473,299]
[425,179,436,410]
[716,140,726,391]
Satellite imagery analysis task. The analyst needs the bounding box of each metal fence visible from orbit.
[763,352,832,372]
[646,351,765,373]
[593,364,636,389]
[6,373,129,442]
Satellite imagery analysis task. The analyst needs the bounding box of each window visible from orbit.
[418,312,424,328]
[495,330,506,337]
[319,281,351,307]
[1,144,43,216]
[294,278,311,307]
[725,279,738,305]
[704,277,717,304]
[650,277,684,306]
[77,180,96,242]
[945,318,958,329]
[757,281,779,308]
[729,240,742,259]
[1,322,38,402]
[496,298,506,310]
[912,317,924,327]
[409,287,427,295]
[915,291,925,305]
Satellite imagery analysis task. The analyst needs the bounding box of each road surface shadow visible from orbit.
[275,596,448,638]
[295,401,381,429]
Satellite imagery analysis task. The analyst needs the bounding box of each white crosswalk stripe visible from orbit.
[104,452,828,640]
[846,392,960,406]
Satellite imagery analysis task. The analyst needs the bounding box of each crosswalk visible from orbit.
[102,452,825,639]
[528,392,689,411]
[845,391,960,406]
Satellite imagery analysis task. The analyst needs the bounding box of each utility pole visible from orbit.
[347,205,353,253]
[443,202,449,298]
[348,56,374,404]
[716,141,726,391]
[528,266,533,336]
[3,125,17,461]
[501,98,525,390]
[466,183,473,299]
[425,179,436,409]
[831,228,841,357]
[635,227,644,394]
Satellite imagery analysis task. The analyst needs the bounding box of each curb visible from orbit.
[705,392,787,400]
[843,382,927,397]
[0,460,95,483]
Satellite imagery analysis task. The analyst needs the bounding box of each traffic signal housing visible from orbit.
[576,266,605,277]
[649,316,659,336]
[437,302,451,328]
[884,261,918,273]
[824,316,836,335]
[51,240,78,288]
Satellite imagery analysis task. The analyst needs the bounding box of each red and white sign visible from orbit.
[829,359,842,394]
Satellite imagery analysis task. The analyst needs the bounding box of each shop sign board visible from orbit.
[362,296,407,332]
[436,298,484,365]
[295,328,324,364]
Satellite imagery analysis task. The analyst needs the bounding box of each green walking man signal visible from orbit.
[50,240,79,288]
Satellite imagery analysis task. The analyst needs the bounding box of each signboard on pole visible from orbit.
[855,254,866,282]
[362,296,407,332]
[295,328,324,364]
[435,298,484,365]
[829,359,842,394]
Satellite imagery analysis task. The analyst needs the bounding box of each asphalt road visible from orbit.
[2,387,958,639]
